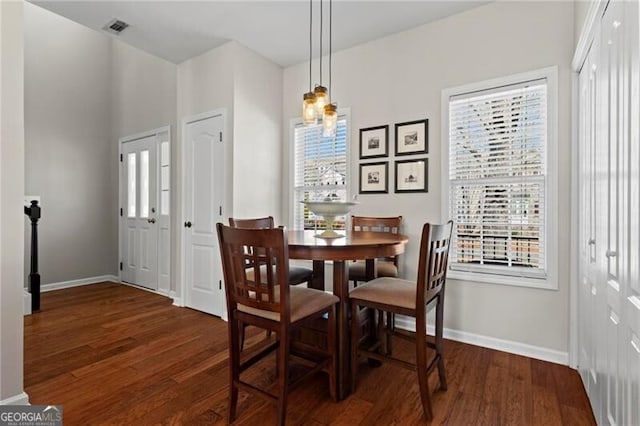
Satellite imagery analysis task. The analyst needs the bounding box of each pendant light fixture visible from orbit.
[302,0,317,125]
[302,0,337,133]
[322,0,338,137]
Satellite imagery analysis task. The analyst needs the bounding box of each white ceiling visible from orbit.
[31,1,488,67]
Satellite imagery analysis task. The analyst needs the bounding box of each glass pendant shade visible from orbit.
[314,85,329,114]
[302,92,317,125]
[322,103,338,137]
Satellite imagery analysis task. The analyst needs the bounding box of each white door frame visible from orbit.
[179,108,227,318]
[118,125,171,294]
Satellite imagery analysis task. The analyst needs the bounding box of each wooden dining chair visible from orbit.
[229,216,315,349]
[349,215,403,354]
[348,215,403,284]
[349,221,453,421]
[217,224,338,425]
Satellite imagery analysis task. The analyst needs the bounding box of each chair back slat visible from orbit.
[229,216,275,230]
[217,223,290,320]
[416,221,453,310]
[351,216,402,264]
[229,216,277,262]
[351,215,402,233]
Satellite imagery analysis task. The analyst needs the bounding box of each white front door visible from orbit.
[183,112,225,316]
[121,135,159,290]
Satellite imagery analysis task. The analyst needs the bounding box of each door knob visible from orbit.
[184,221,192,228]
[605,250,617,258]
[588,238,596,245]
[147,218,156,224]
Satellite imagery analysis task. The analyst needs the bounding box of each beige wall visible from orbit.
[232,43,283,223]
[23,4,177,287]
[111,41,177,140]
[1,0,26,402]
[24,3,113,284]
[283,1,574,353]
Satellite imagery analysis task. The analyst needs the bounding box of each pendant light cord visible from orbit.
[319,0,323,86]
[329,0,332,99]
[309,0,313,92]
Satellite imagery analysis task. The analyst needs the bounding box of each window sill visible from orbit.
[447,269,558,290]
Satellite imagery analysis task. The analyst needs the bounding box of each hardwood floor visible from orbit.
[24,283,595,425]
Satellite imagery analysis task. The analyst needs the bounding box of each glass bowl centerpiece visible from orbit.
[303,198,358,238]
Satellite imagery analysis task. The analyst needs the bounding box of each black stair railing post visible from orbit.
[24,200,41,312]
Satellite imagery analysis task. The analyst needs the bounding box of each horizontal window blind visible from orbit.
[293,118,348,230]
[448,80,547,278]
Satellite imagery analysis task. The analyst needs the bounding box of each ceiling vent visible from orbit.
[103,19,129,35]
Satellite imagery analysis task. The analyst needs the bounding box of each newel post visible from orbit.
[24,200,41,312]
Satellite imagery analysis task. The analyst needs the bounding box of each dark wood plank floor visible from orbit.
[24,283,595,425]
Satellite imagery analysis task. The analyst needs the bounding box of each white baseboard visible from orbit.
[120,281,174,302]
[170,291,183,307]
[394,316,569,366]
[23,290,31,316]
[0,392,30,405]
[40,275,119,292]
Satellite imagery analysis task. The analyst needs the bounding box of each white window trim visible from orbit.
[288,108,352,230]
[441,67,559,290]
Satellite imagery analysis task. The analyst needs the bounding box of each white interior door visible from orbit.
[601,4,625,423]
[578,36,600,405]
[121,136,159,290]
[183,113,225,316]
[624,1,640,423]
[577,2,640,425]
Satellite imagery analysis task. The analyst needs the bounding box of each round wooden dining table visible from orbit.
[287,230,409,400]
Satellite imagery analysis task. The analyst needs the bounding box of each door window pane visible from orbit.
[140,150,149,218]
[161,141,170,166]
[161,166,169,191]
[127,153,136,218]
[160,141,170,216]
[161,191,170,215]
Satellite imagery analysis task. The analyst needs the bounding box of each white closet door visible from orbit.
[578,2,640,425]
[578,35,600,405]
[624,1,640,424]
[601,3,625,424]
[183,113,225,317]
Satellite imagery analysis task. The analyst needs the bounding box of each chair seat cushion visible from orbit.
[348,259,398,282]
[238,285,338,323]
[246,264,313,286]
[349,277,416,311]
[288,265,313,285]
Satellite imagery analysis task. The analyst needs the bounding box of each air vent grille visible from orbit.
[103,19,129,35]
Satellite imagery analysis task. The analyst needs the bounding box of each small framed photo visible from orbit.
[359,125,389,159]
[395,119,428,156]
[395,158,428,193]
[359,162,388,194]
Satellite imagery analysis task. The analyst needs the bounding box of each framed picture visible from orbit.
[359,125,389,159]
[359,162,388,194]
[395,119,428,156]
[395,158,428,193]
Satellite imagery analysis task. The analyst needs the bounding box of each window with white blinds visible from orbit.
[446,77,550,282]
[292,116,348,230]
